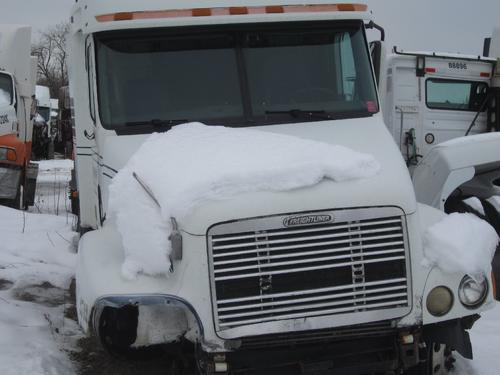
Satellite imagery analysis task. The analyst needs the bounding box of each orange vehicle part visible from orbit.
[0,133,32,168]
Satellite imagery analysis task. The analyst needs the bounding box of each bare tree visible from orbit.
[31,23,70,97]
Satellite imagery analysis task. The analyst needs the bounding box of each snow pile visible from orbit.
[0,205,78,374]
[109,122,380,279]
[422,213,498,279]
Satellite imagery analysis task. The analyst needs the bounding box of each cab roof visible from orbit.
[71,0,371,34]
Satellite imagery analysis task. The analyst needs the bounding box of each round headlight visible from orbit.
[427,286,454,317]
[459,275,488,308]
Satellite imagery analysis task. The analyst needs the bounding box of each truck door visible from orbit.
[390,59,421,165]
[420,59,491,156]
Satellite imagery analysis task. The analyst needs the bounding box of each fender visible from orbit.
[412,134,500,209]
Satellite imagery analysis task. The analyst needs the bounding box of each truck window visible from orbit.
[38,107,51,122]
[426,79,488,111]
[94,22,378,132]
[0,73,13,105]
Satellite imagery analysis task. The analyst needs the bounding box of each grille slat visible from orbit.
[219,292,408,320]
[213,241,404,262]
[214,255,406,281]
[212,229,403,251]
[208,209,410,331]
[214,248,405,270]
[218,299,409,328]
[217,277,408,305]
[211,218,402,242]
[218,284,408,312]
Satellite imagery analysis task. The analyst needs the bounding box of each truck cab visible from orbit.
[69,2,496,373]
[0,25,38,209]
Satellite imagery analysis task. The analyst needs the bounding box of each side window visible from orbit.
[86,40,96,123]
[426,79,488,111]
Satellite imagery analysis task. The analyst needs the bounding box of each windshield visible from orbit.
[0,73,13,106]
[95,21,378,132]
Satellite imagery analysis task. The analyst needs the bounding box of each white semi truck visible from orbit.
[69,2,497,374]
[0,25,38,208]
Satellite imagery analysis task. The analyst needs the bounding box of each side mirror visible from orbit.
[369,41,383,86]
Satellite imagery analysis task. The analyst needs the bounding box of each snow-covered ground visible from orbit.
[456,302,500,374]
[0,158,498,374]
[0,159,79,375]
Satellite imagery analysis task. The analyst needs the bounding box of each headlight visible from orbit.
[0,147,16,162]
[427,286,454,316]
[458,275,488,308]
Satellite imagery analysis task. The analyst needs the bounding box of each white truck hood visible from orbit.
[100,116,417,235]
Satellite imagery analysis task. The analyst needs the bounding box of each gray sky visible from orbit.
[0,0,499,55]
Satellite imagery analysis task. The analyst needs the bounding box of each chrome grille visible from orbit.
[207,207,410,331]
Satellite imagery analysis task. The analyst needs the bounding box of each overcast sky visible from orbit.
[0,0,498,55]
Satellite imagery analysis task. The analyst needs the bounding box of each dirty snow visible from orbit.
[0,160,78,375]
[108,122,381,279]
[463,196,486,216]
[422,213,498,279]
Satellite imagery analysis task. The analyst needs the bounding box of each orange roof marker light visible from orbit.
[95,4,368,23]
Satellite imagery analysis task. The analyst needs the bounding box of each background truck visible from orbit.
[372,28,500,277]
[0,25,38,209]
[69,1,497,374]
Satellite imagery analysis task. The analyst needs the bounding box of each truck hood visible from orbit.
[100,116,417,235]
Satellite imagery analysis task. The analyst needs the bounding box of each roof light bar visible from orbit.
[95,4,368,22]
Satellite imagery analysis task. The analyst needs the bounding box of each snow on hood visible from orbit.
[422,213,499,280]
[108,122,381,279]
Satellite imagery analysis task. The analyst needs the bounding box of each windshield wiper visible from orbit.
[265,109,332,121]
[125,119,189,129]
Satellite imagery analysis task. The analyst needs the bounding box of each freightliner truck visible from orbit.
[0,25,38,209]
[69,1,497,373]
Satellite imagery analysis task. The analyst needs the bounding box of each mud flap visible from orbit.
[0,166,21,200]
[423,315,479,359]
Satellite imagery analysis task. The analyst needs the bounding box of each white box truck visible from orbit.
[0,25,38,208]
[69,2,497,373]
